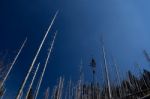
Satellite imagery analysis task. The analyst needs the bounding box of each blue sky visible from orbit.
[0,0,150,98]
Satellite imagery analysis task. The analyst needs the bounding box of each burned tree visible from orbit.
[90,58,96,84]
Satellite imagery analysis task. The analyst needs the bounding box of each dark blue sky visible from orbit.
[0,0,150,98]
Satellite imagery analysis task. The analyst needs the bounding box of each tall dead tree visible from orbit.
[0,38,27,89]
[25,63,40,99]
[51,77,64,99]
[34,31,57,99]
[16,11,58,99]
[101,38,112,99]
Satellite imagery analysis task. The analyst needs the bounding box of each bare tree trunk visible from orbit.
[16,11,58,99]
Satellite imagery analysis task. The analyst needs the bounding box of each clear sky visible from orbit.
[0,0,150,98]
